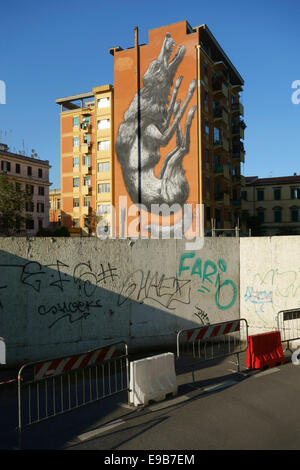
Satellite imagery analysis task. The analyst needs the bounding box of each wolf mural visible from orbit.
[115,33,197,233]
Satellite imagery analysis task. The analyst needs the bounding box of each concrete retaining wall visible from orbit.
[0,237,240,365]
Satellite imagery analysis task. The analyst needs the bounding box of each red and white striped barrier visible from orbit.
[34,345,117,381]
[187,320,240,343]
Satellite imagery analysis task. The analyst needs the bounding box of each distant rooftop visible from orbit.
[246,175,300,185]
[0,142,50,167]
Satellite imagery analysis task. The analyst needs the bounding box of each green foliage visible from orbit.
[0,174,32,236]
[36,225,70,237]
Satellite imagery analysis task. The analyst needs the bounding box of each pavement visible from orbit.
[1,349,300,452]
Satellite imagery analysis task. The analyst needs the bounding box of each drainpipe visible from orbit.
[134,26,141,234]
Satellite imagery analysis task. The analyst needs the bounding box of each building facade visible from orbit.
[0,143,51,236]
[49,188,61,226]
[56,85,114,236]
[242,175,300,235]
[112,20,245,236]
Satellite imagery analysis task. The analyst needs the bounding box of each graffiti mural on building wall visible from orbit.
[178,252,238,311]
[115,33,197,234]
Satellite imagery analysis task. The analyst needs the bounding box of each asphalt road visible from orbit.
[1,351,300,452]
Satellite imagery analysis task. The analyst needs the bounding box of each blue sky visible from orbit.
[0,0,299,189]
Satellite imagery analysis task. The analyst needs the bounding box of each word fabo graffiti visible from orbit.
[178,252,237,310]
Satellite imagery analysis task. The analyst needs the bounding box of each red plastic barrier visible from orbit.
[246,331,285,370]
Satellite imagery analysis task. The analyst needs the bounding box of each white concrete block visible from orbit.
[0,338,6,364]
[129,352,178,406]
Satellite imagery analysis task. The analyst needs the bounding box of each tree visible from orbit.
[0,173,32,236]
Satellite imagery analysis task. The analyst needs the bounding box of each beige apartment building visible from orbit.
[0,143,51,235]
[242,175,300,235]
[55,85,114,236]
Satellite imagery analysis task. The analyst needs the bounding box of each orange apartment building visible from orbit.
[55,85,114,236]
[112,21,246,236]
[56,20,245,237]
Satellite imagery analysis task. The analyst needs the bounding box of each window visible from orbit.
[38,186,44,196]
[26,219,34,230]
[97,162,110,173]
[84,197,91,207]
[27,166,32,176]
[206,206,210,221]
[25,201,34,212]
[38,219,43,230]
[291,208,299,222]
[83,134,91,144]
[73,198,80,207]
[38,168,43,178]
[84,176,91,186]
[15,163,20,174]
[206,177,210,193]
[97,97,110,108]
[73,157,79,167]
[204,61,208,76]
[26,184,34,194]
[97,119,110,130]
[274,209,281,223]
[98,140,110,151]
[205,149,209,163]
[1,161,11,172]
[97,204,111,215]
[57,199,61,210]
[214,126,221,144]
[274,188,281,200]
[204,91,208,107]
[82,115,90,124]
[73,116,79,127]
[37,202,45,213]
[257,211,265,223]
[257,189,264,201]
[205,120,210,135]
[291,188,300,199]
[241,191,247,200]
[73,137,79,148]
[73,218,79,228]
[98,183,110,193]
[83,155,91,166]
[73,177,79,188]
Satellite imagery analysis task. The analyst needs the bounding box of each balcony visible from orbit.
[231,102,244,116]
[233,199,241,207]
[82,185,92,195]
[232,143,245,163]
[213,107,229,127]
[82,165,92,175]
[214,138,229,153]
[214,164,230,179]
[232,119,246,140]
[212,79,228,100]
[232,174,246,185]
[214,191,230,206]
[81,122,91,133]
[81,143,91,154]
[82,206,90,215]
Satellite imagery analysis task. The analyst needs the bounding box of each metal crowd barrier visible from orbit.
[177,318,249,382]
[17,341,129,448]
[276,308,300,352]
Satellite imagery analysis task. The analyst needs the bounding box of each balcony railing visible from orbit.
[214,165,230,179]
[212,79,228,99]
[213,107,229,126]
